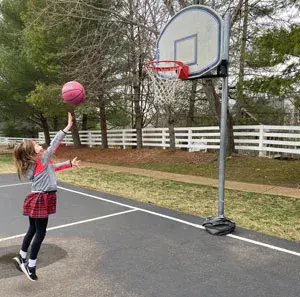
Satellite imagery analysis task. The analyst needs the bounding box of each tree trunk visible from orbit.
[227,109,235,156]
[99,98,108,149]
[82,114,88,130]
[129,1,143,149]
[166,106,176,151]
[202,79,221,124]
[187,80,197,126]
[202,79,235,155]
[133,85,143,149]
[53,116,59,131]
[40,114,50,146]
[236,0,249,118]
[70,110,82,147]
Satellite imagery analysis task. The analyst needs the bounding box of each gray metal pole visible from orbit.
[218,11,230,217]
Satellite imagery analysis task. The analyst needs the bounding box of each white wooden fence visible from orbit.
[34,125,300,157]
[0,136,39,147]
[1,126,300,157]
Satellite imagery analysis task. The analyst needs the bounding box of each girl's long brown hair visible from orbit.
[13,140,37,179]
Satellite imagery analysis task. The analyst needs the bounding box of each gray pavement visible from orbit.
[0,173,299,297]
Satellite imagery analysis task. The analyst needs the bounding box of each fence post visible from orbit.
[188,128,192,152]
[162,129,166,149]
[88,131,92,148]
[258,125,265,157]
[122,130,126,149]
[38,132,42,143]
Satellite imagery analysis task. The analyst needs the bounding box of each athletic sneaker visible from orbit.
[21,263,38,281]
[13,254,27,272]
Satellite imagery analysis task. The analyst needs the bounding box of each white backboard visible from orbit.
[156,5,224,79]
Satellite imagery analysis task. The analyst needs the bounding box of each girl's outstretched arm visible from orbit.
[46,113,73,159]
[53,160,72,172]
[54,157,81,172]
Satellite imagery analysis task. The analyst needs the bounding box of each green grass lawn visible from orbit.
[0,154,15,173]
[111,155,300,187]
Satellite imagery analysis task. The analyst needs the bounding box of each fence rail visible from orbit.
[0,137,39,146]
[1,125,300,156]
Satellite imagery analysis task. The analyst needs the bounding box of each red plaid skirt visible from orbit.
[23,191,57,218]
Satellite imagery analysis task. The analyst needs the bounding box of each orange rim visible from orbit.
[145,60,184,72]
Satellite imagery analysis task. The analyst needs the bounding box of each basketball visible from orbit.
[62,81,85,106]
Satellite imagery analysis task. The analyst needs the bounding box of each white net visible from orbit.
[145,61,183,106]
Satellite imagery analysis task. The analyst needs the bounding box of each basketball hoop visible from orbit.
[145,60,189,105]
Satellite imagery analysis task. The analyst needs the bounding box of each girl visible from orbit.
[13,112,81,281]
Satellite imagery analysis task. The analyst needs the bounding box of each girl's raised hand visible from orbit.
[67,112,73,129]
[63,112,73,132]
[71,157,81,168]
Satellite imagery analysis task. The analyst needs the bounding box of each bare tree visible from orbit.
[44,1,133,148]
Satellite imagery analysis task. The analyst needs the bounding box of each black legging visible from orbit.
[21,217,48,260]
